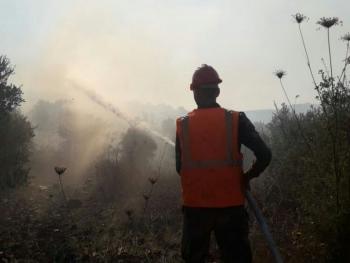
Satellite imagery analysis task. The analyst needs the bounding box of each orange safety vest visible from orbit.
[176,107,244,207]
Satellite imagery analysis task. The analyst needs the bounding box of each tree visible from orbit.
[0,56,33,189]
[0,56,24,114]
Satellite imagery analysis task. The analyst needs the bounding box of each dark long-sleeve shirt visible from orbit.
[175,104,271,178]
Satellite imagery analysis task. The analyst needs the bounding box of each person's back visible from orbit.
[175,64,272,263]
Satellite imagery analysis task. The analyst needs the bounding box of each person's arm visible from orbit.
[239,112,272,180]
[175,134,182,174]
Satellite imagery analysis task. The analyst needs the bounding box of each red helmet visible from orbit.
[190,64,222,90]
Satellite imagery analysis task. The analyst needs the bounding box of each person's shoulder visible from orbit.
[237,111,253,123]
[223,108,246,117]
[238,111,248,119]
[223,109,252,125]
[176,113,189,123]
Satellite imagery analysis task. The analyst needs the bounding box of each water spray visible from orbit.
[73,84,133,126]
[74,83,175,146]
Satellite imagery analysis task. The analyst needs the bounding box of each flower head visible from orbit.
[54,166,67,175]
[341,33,350,42]
[148,177,157,185]
[317,17,341,29]
[274,70,287,79]
[293,13,308,24]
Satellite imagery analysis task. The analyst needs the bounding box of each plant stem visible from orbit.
[58,174,68,203]
[279,79,294,113]
[58,174,77,226]
[143,185,154,214]
[144,143,166,215]
[297,23,333,138]
[327,28,334,81]
[298,24,318,88]
[339,41,349,82]
[279,79,306,142]
[326,28,341,214]
[321,58,330,78]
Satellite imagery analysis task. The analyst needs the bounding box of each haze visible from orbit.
[1,0,349,112]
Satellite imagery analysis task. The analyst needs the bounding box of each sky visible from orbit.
[1,0,350,112]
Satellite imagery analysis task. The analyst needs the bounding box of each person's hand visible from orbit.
[243,171,253,191]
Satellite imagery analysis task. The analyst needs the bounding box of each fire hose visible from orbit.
[245,190,283,263]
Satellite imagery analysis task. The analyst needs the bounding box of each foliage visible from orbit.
[0,56,33,189]
[267,14,350,261]
[0,56,24,114]
[0,183,182,262]
[94,127,158,202]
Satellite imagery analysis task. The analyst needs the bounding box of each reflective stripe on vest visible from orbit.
[180,110,242,169]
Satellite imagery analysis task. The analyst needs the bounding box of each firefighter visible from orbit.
[175,64,272,263]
